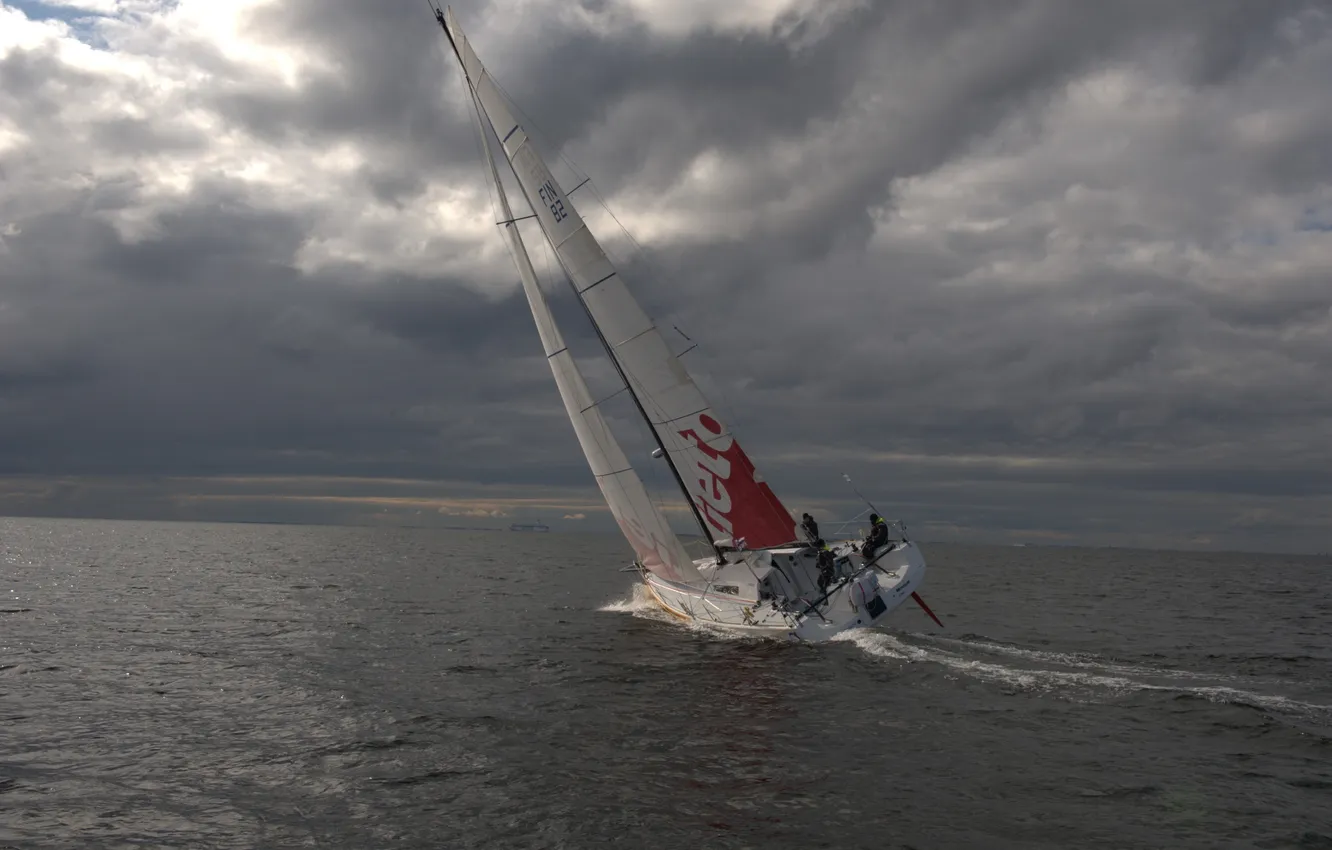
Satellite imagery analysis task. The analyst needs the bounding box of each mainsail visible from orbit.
[440,7,798,551]
[468,86,702,584]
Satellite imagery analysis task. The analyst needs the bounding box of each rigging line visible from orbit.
[586,180,646,257]
[579,384,628,414]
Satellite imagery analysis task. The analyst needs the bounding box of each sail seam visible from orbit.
[656,406,712,427]
[614,326,654,349]
[554,226,582,251]
[581,385,628,413]
[594,467,635,478]
[579,272,616,294]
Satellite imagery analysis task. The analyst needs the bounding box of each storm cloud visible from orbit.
[1,0,1330,551]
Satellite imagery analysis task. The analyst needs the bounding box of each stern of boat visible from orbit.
[789,541,927,641]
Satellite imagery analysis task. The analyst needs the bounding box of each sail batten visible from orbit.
[443,6,799,551]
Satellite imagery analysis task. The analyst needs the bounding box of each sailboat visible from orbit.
[431,5,938,640]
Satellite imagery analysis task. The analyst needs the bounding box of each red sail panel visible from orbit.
[675,411,796,550]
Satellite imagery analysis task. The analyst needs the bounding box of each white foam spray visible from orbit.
[837,630,1331,717]
[597,583,755,641]
[597,583,656,614]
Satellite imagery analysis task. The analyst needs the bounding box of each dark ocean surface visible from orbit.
[2,517,1329,849]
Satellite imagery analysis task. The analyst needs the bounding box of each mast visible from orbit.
[431,4,724,560]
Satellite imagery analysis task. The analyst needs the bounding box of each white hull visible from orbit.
[638,540,928,642]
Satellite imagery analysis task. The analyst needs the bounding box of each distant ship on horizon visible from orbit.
[509,520,550,532]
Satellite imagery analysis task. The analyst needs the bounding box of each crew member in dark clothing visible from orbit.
[801,512,819,543]
[815,540,836,592]
[861,513,890,559]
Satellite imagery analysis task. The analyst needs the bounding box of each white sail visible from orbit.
[443,7,798,551]
[468,90,703,584]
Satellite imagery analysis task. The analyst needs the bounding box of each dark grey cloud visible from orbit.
[0,184,584,483]
[1,0,1330,550]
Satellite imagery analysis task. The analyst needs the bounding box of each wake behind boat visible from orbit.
[432,5,939,641]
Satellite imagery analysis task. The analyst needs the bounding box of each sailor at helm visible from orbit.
[860,513,890,559]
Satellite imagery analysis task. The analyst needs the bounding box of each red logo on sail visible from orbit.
[676,412,795,550]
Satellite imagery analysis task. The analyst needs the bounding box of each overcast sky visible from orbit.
[2,0,1330,553]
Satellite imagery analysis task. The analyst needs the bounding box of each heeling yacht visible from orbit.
[431,5,940,640]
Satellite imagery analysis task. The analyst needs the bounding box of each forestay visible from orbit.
[443,8,798,550]
[468,90,702,584]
